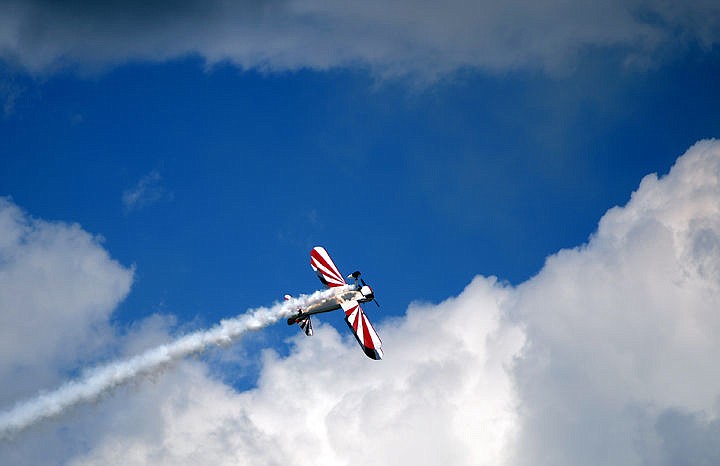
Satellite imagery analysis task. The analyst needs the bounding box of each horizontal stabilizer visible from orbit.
[298,315,313,336]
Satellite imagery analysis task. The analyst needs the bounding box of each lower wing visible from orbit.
[340,300,383,360]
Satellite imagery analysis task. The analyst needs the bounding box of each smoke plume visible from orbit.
[0,289,332,438]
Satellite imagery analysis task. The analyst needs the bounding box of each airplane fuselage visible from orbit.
[287,284,374,325]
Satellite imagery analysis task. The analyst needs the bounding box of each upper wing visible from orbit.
[310,246,347,288]
[340,300,383,360]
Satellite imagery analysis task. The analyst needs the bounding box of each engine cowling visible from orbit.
[360,285,374,299]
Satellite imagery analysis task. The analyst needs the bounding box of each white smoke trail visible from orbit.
[0,288,341,438]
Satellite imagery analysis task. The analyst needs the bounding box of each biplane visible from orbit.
[286,246,383,360]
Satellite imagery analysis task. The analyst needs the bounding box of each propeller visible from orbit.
[347,271,380,308]
[361,278,380,308]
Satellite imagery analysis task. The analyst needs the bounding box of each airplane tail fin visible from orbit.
[284,294,311,335]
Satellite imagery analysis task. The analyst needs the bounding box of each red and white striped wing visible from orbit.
[340,300,383,360]
[310,246,346,288]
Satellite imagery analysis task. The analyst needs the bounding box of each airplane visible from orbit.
[286,246,383,360]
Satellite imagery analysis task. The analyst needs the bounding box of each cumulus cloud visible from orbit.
[0,198,133,405]
[67,278,524,466]
[5,140,720,465]
[510,139,720,466]
[0,197,134,464]
[0,0,719,78]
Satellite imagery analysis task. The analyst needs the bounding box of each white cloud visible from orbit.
[510,139,720,465]
[0,1,719,79]
[68,279,524,466]
[0,198,133,404]
[5,140,720,465]
[0,197,134,464]
[122,170,171,213]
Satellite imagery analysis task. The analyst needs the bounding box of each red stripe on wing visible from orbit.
[310,247,346,287]
[361,314,374,349]
[341,300,383,360]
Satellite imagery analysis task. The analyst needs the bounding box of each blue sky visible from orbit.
[2,2,720,464]
[3,50,719,327]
